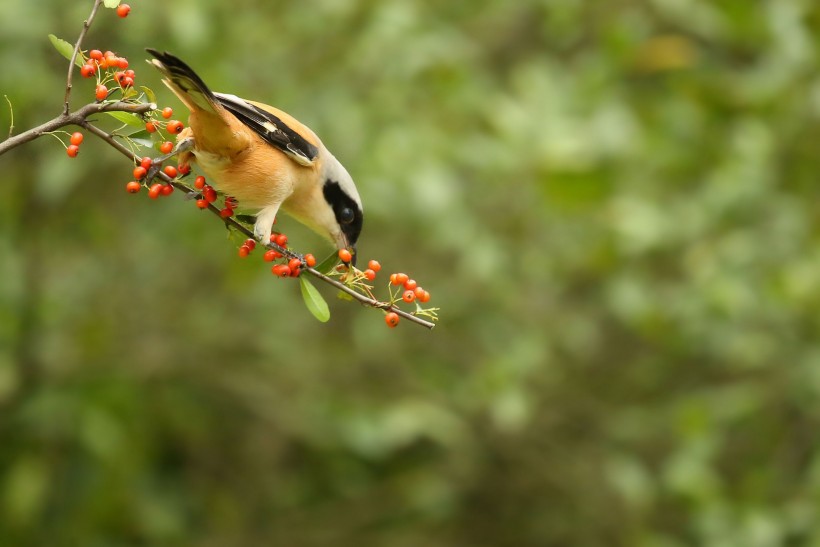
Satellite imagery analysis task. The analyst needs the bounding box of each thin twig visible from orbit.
[63,0,104,115]
[0,101,154,157]
[81,121,436,329]
[4,95,13,138]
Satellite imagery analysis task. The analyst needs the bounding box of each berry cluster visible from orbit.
[333,250,434,328]
[65,131,84,157]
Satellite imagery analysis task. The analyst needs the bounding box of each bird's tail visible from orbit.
[146,49,219,113]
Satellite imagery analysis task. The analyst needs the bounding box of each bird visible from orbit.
[146,49,363,263]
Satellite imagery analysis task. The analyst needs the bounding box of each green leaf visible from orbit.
[140,86,156,105]
[48,34,83,67]
[300,277,330,323]
[103,0,121,8]
[315,251,339,274]
[105,111,144,127]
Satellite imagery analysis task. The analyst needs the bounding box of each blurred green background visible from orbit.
[2,0,820,545]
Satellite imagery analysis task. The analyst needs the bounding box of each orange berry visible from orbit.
[194,176,206,189]
[140,156,152,170]
[402,289,416,303]
[263,249,278,262]
[288,258,301,271]
[161,107,173,119]
[272,264,291,277]
[418,290,431,303]
[304,253,316,267]
[238,245,250,258]
[66,144,79,158]
[118,57,129,69]
[404,279,417,291]
[116,4,130,17]
[125,181,141,193]
[338,249,352,263]
[219,207,232,218]
[363,269,376,281]
[148,183,162,199]
[121,76,134,88]
[166,120,184,134]
[163,165,178,178]
[145,121,157,133]
[224,196,238,209]
[80,64,95,78]
[70,132,84,146]
[159,141,173,154]
[414,286,425,299]
[132,166,146,180]
[89,49,103,61]
[161,184,174,196]
[244,239,256,251]
[273,233,288,247]
[178,163,191,175]
[391,273,408,286]
[203,185,217,203]
[95,84,108,100]
[114,71,125,83]
[367,259,381,272]
[195,199,208,209]
[385,312,400,328]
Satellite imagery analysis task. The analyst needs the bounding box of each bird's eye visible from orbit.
[339,207,355,224]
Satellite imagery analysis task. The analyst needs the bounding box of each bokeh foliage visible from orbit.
[2,0,820,545]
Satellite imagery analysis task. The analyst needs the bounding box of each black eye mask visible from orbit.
[323,180,363,247]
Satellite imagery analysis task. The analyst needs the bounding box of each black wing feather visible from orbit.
[214,93,318,165]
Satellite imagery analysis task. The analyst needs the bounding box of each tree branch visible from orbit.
[0,101,154,157]
[64,0,104,115]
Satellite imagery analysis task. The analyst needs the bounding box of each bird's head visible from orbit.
[288,154,363,265]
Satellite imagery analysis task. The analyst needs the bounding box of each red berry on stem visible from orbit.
[288,258,301,271]
[272,264,291,277]
[194,176,206,189]
[66,144,79,158]
[133,166,147,180]
[274,233,288,247]
[166,120,184,134]
[203,185,217,203]
[418,290,431,303]
[244,239,256,251]
[118,58,129,69]
[121,76,134,88]
[338,249,352,263]
[70,132,84,146]
[161,184,174,196]
[95,84,108,101]
[161,107,173,119]
[404,279,417,291]
[402,290,416,303]
[145,122,157,133]
[148,183,162,199]
[89,49,103,61]
[116,4,131,17]
[140,156,153,170]
[159,141,173,154]
[219,207,233,218]
[163,165,178,178]
[80,64,95,78]
[263,249,277,262]
[367,260,381,272]
[391,273,408,286]
[364,269,376,281]
[196,199,208,209]
[304,254,316,267]
[414,286,425,299]
[238,245,250,258]
[385,312,400,328]
[178,163,191,175]
[125,181,141,193]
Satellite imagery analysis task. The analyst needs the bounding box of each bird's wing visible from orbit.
[214,92,319,167]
